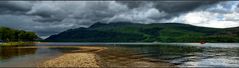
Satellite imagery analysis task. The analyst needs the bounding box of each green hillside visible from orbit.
[45,22,239,42]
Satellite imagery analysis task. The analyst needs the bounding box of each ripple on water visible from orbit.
[180,57,239,67]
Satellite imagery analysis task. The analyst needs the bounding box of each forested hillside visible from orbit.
[45,22,239,42]
[0,27,39,42]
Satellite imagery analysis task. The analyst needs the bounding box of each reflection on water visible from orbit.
[96,44,239,67]
[0,47,37,60]
[0,46,63,67]
[178,47,239,67]
[0,43,239,67]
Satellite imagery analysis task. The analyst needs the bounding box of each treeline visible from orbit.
[0,27,39,42]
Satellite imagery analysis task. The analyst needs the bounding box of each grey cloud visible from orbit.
[0,1,220,23]
[204,1,239,14]
[0,15,75,38]
[116,1,219,20]
[25,1,125,23]
[33,17,63,22]
[167,1,239,28]
[154,1,218,13]
[116,1,148,9]
[117,1,219,13]
[0,1,33,14]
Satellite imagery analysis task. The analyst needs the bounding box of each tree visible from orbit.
[0,27,39,42]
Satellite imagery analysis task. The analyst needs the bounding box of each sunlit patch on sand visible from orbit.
[38,53,100,67]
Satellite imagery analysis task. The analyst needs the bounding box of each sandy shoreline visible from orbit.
[36,46,106,67]
[38,53,100,67]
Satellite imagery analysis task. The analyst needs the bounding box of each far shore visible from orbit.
[0,42,36,46]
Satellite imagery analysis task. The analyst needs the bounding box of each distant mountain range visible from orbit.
[45,22,239,42]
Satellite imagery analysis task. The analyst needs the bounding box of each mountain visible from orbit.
[0,27,39,42]
[45,22,239,42]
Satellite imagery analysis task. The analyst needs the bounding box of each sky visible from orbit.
[1,1,239,38]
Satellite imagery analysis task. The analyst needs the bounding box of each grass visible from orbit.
[0,42,35,46]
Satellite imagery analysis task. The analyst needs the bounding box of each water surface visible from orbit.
[0,43,239,67]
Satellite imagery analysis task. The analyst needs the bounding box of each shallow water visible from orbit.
[0,43,239,67]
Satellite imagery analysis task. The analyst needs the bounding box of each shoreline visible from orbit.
[38,53,100,67]
[0,42,35,46]
[37,46,107,67]
[36,46,174,67]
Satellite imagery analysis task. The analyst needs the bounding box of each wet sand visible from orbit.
[96,47,175,67]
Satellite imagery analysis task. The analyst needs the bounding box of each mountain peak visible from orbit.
[90,22,142,28]
[90,22,107,28]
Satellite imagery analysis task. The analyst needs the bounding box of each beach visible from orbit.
[38,53,100,67]
[35,46,174,67]
[36,46,105,67]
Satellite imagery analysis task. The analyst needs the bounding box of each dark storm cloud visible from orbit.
[0,1,33,15]
[155,1,218,13]
[20,1,113,23]
[0,1,219,23]
[112,1,220,22]
[0,1,219,24]
[33,16,63,22]
[118,1,219,13]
